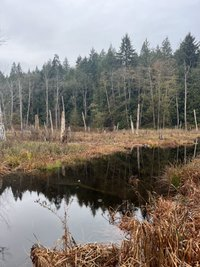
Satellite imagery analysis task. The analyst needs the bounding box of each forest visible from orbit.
[0,32,199,131]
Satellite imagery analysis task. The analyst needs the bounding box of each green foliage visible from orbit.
[175,33,199,68]
[171,174,181,188]
[0,33,200,130]
[117,33,138,67]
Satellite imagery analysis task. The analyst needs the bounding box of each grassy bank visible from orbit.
[31,158,200,266]
[0,129,199,175]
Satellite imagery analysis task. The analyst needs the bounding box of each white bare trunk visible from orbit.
[82,112,87,132]
[10,81,14,129]
[49,110,54,139]
[176,94,179,128]
[184,68,187,131]
[35,114,40,131]
[130,115,134,134]
[44,69,49,126]
[184,62,190,131]
[137,146,140,172]
[60,111,66,142]
[136,103,140,135]
[0,104,6,141]
[55,71,59,129]
[123,70,129,125]
[105,81,111,114]
[193,109,198,131]
[18,79,23,132]
[148,67,156,128]
[26,78,31,127]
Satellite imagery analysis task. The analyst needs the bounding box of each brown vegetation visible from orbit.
[0,129,199,175]
[30,156,200,267]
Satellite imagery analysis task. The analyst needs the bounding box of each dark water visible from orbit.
[0,144,199,266]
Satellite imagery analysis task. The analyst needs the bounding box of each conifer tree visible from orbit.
[117,34,137,67]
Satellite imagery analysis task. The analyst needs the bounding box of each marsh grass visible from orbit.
[0,128,200,175]
[30,157,200,267]
[0,141,86,173]
[160,157,200,194]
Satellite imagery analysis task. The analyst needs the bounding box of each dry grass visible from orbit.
[31,244,119,267]
[160,157,200,194]
[0,129,199,175]
[117,191,200,266]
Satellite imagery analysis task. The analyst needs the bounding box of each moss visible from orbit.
[171,174,181,188]
[43,160,62,171]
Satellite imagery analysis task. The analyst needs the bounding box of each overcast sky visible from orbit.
[0,0,199,74]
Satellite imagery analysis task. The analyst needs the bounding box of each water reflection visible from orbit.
[0,246,10,264]
[1,145,199,210]
[0,145,199,267]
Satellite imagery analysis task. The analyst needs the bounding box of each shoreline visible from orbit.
[30,156,200,266]
[0,129,199,176]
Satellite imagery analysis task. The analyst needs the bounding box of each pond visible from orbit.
[0,144,199,267]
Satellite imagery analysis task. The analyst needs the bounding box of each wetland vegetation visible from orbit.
[0,132,200,266]
[0,129,200,176]
[30,143,200,267]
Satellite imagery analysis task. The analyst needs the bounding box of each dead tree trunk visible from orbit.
[193,109,198,131]
[136,103,140,135]
[55,71,59,130]
[44,68,49,126]
[8,80,14,129]
[148,67,156,128]
[18,79,23,132]
[104,81,111,115]
[60,111,66,142]
[82,112,87,132]
[123,70,129,126]
[0,104,6,141]
[49,110,54,140]
[184,62,190,131]
[26,78,31,128]
[157,72,161,130]
[176,94,179,128]
[83,83,87,120]
[137,146,140,172]
[130,115,134,134]
[110,70,115,103]
[35,114,40,131]
[60,96,67,142]
[0,93,7,127]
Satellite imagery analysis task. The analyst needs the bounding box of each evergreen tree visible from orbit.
[117,34,137,67]
[161,37,172,58]
[140,39,151,67]
[175,33,199,130]
[175,33,199,68]
[1,33,200,130]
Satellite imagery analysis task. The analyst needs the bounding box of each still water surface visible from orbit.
[0,145,199,266]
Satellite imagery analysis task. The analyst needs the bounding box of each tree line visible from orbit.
[0,32,199,131]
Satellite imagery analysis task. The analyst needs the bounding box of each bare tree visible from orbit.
[148,67,156,128]
[0,104,6,141]
[184,62,190,131]
[26,74,32,127]
[18,78,23,132]
[55,69,59,129]
[44,65,49,126]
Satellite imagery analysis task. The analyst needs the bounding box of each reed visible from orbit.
[30,157,200,267]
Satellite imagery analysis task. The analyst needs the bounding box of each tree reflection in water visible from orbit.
[0,145,199,267]
[0,145,199,215]
[0,246,10,263]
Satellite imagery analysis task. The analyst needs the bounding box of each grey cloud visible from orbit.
[0,0,200,74]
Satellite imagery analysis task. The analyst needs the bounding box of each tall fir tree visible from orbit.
[117,34,137,67]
